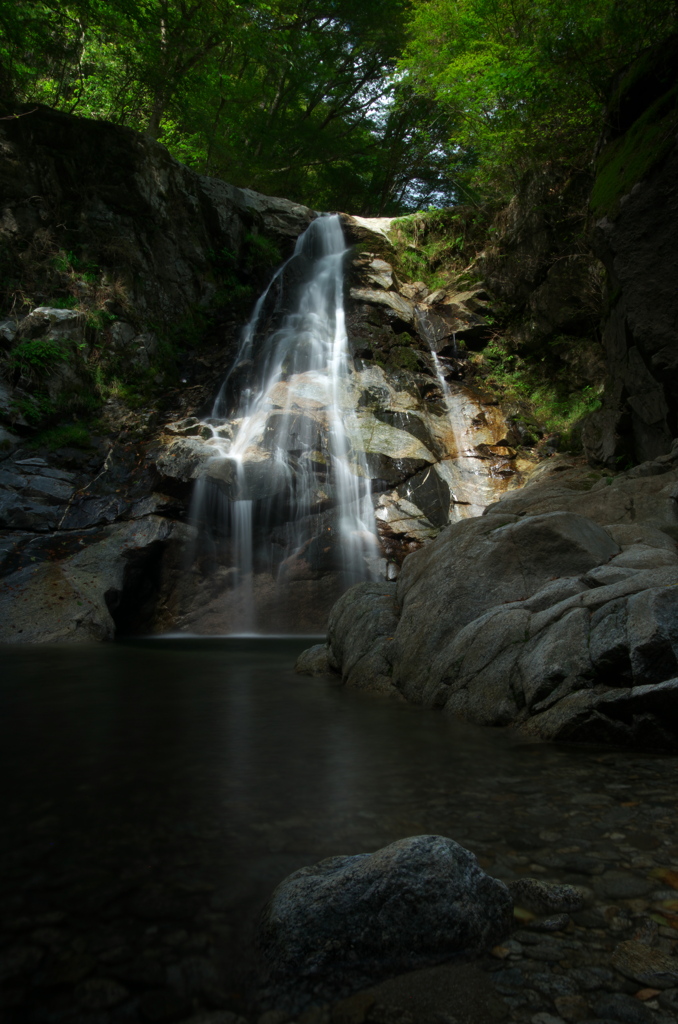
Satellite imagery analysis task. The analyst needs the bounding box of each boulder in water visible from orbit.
[255,834,513,1014]
[294,643,334,676]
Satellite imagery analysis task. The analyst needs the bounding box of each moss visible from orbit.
[591,83,678,218]
[469,335,603,451]
[29,422,93,451]
[389,346,421,372]
[389,205,493,289]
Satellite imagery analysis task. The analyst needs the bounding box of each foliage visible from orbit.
[400,0,677,199]
[471,335,603,450]
[29,422,92,451]
[8,337,73,376]
[0,0,457,212]
[390,205,493,287]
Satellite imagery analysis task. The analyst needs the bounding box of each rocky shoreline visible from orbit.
[297,450,678,748]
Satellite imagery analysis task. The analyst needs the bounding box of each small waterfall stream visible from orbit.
[190,215,378,631]
[427,344,512,521]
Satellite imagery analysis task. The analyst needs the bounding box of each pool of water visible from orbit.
[2,639,677,1023]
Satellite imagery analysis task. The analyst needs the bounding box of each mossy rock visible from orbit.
[591,37,678,220]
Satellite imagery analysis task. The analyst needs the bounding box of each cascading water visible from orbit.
[414,322,519,522]
[189,215,378,632]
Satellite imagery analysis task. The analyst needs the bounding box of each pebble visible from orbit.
[594,872,654,900]
[75,977,130,1009]
[592,992,658,1024]
[553,994,590,1021]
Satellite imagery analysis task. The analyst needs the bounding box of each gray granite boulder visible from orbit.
[306,461,678,745]
[255,835,513,1013]
[294,643,333,676]
[0,515,186,642]
[391,510,619,703]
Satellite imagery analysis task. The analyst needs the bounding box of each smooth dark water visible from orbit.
[1,639,677,1020]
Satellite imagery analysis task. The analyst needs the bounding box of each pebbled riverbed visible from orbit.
[1,639,677,1024]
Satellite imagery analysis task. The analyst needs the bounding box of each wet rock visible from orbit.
[205,452,291,502]
[156,438,217,484]
[255,835,513,1013]
[0,515,182,642]
[507,879,588,915]
[610,939,678,989]
[295,644,334,677]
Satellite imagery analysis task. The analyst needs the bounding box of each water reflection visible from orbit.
[1,640,677,1019]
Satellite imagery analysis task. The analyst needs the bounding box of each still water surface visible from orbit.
[2,639,677,1018]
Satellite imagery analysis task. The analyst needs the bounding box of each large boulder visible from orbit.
[255,835,513,1013]
[306,457,678,746]
[391,510,619,702]
[0,516,185,642]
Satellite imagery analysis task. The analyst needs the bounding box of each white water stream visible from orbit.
[191,215,378,630]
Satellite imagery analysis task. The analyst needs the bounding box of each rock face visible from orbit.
[0,104,314,324]
[0,514,187,642]
[0,439,189,642]
[0,105,317,642]
[255,835,513,1013]
[307,453,678,747]
[584,38,678,466]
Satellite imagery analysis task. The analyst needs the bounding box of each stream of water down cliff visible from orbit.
[186,215,513,634]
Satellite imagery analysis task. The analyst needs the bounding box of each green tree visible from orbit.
[400,0,677,197]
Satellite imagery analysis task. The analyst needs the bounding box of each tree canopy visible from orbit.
[401,0,678,198]
[0,0,676,211]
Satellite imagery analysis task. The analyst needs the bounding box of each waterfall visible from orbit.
[190,215,378,632]
[422,337,516,523]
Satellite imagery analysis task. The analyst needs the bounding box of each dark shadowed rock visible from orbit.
[295,643,334,676]
[255,835,513,1013]
[327,582,399,695]
[321,456,678,746]
[391,510,619,702]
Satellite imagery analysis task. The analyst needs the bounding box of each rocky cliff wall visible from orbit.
[0,105,315,641]
[584,37,678,467]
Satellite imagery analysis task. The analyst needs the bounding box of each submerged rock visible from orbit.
[255,834,513,1013]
